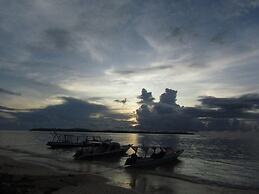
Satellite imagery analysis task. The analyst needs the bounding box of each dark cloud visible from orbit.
[112,65,172,75]
[184,106,259,120]
[136,88,203,131]
[0,97,131,130]
[166,26,185,43]
[185,94,259,130]
[210,31,227,45]
[27,28,74,52]
[114,98,127,104]
[0,0,259,131]
[137,88,155,104]
[171,27,183,38]
[199,93,259,112]
[44,28,72,50]
[0,88,21,96]
[159,88,178,105]
[0,71,71,106]
[136,89,259,131]
[0,105,19,111]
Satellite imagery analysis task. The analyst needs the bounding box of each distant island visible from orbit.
[30,128,195,135]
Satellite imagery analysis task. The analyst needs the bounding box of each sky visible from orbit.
[0,0,259,130]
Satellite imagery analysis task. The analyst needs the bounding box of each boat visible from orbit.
[124,145,184,168]
[46,131,110,149]
[73,141,131,160]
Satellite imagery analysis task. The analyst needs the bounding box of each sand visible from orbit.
[1,153,258,194]
[0,155,139,194]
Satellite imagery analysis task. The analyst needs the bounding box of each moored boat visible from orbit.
[73,142,131,160]
[46,131,110,149]
[125,145,184,168]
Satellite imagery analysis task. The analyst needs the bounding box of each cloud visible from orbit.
[183,94,259,121]
[1,88,259,131]
[184,93,259,130]
[111,64,173,75]
[0,105,20,111]
[0,88,21,96]
[137,88,155,105]
[87,97,105,101]
[159,88,178,105]
[210,31,227,45]
[114,98,127,104]
[136,88,259,131]
[0,96,131,130]
[44,28,72,50]
[27,28,74,52]
[0,0,259,127]
[198,93,259,111]
[136,88,203,131]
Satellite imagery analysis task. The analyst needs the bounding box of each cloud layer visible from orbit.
[0,0,259,130]
[136,88,204,131]
[136,88,259,131]
[1,0,259,109]
[1,89,259,131]
[0,97,131,130]
[0,88,21,96]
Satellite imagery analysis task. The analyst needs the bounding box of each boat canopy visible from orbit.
[49,131,106,143]
[129,145,175,156]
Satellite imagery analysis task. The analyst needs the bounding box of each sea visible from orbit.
[0,130,259,193]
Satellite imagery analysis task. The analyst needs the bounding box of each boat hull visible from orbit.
[74,145,130,160]
[125,150,184,168]
[47,141,105,149]
[47,142,87,148]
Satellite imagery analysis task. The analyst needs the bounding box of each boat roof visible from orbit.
[50,131,103,139]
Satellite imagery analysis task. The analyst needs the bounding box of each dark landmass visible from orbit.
[30,128,195,135]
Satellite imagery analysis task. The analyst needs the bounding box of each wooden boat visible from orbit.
[73,142,131,160]
[125,145,184,168]
[46,131,110,149]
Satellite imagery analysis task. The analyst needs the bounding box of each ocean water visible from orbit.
[0,130,259,192]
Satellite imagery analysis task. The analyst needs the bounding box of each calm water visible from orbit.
[0,130,259,191]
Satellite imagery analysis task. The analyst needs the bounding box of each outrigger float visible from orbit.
[46,131,111,149]
[125,145,184,168]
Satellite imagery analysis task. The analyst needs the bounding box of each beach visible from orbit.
[1,131,259,194]
[1,153,259,194]
[0,154,139,194]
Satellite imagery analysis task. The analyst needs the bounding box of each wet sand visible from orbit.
[0,155,138,194]
[1,153,258,194]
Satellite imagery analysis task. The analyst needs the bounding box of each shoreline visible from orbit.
[1,151,259,194]
[0,154,139,194]
[30,128,195,135]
